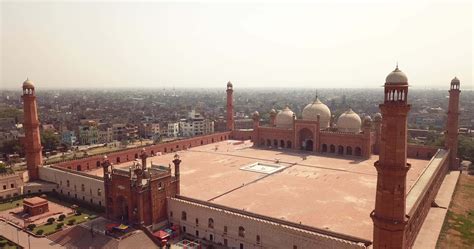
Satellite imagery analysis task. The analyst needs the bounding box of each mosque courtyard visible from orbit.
[88,140,432,240]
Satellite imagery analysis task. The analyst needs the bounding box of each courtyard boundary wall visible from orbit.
[168,196,371,249]
[407,144,439,160]
[404,149,449,248]
[38,166,106,207]
[47,132,232,171]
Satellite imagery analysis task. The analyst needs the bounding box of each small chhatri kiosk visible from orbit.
[23,197,49,216]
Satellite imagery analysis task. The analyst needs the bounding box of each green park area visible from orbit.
[437,174,474,249]
[1,194,99,237]
[0,199,23,212]
[0,236,22,249]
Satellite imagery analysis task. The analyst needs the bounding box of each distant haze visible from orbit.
[1,0,472,89]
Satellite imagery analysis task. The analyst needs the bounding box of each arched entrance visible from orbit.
[321,144,328,153]
[338,145,344,155]
[298,128,314,151]
[116,196,129,221]
[355,147,362,156]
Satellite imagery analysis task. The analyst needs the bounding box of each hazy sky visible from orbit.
[1,0,472,89]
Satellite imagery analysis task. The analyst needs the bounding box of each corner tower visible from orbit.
[371,66,411,249]
[226,81,234,131]
[22,78,43,180]
[445,77,461,170]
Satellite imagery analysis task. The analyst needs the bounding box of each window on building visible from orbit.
[224,226,228,234]
[81,184,85,192]
[238,226,245,237]
[208,218,214,228]
[181,211,187,221]
[195,218,199,226]
[67,180,70,187]
[99,201,102,206]
[2,185,6,190]
[293,246,297,249]
[11,184,14,188]
[170,211,173,217]
[209,234,213,241]
[240,243,244,249]
[256,235,261,244]
[224,239,228,246]
[182,226,186,233]
[97,189,102,196]
[195,230,199,237]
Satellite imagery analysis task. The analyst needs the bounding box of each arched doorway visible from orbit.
[298,128,314,151]
[338,145,344,155]
[280,140,285,148]
[355,147,362,156]
[346,146,353,155]
[321,144,328,153]
[286,141,292,149]
[330,145,336,153]
[266,139,271,146]
[116,196,129,221]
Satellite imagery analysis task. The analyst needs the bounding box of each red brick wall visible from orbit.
[407,144,439,160]
[232,129,253,141]
[53,132,231,171]
[404,150,449,248]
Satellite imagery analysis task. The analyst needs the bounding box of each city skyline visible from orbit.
[1,0,472,89]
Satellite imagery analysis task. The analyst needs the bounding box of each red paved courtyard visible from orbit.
[89,140,432,240]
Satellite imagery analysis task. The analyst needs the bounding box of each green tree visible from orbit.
[41,130,60,152]
[0,163,7,173]
[0,139,23,155]
[458,135,474,162]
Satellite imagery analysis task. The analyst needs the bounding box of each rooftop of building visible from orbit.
[23,196,48,206]
[88,140,432,241]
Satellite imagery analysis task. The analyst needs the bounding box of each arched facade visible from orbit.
[250,101,376,158]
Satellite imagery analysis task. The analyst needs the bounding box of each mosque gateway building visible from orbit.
[18,66,461,249]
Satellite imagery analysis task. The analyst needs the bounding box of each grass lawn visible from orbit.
[437,174,474,249]
[32,222,59,236]
[31,213,97,236]
[0,199,22,211]
[63,213,95,225]
[0,236,21,249]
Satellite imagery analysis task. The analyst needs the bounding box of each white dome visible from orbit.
[337,108,361,133]
[275,106,294,129]
[451,77,460,84]
[385,66,408,84]
[302,98,331,128]
[373,113,382,122]
[23,78,34,89]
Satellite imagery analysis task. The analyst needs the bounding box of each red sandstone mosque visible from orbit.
[19,66,461,249]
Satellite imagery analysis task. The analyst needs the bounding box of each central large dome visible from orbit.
[302,98,331,128]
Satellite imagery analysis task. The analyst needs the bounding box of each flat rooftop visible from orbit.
[101,140,432,240]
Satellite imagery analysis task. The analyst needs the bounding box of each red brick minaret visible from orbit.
[252,111,260,145]
[172,154,182,196]
[445,77,461,170]
[226,81,234,131]
[371,66,411,249]
[22,79,43,181]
